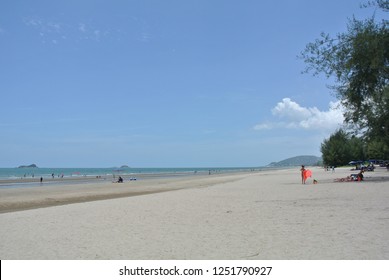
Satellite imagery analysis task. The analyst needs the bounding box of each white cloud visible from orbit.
[24,17,64,44]
[254,98,344,131]
[271,98,312,121]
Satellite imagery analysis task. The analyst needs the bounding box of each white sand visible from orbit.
[0,167,388,259]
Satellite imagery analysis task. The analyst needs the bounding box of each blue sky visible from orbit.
[0,0,381,167]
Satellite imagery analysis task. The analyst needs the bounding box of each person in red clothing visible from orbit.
[300,165,306,184]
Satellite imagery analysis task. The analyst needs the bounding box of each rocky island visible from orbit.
[18,164,38,168]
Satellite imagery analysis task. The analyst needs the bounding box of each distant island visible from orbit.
[18,164,38,168]
[267,155,322,167]
[120,165,130,168]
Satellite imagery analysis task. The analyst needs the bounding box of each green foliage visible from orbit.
[349,135,366,160]
[321,130,355,166]
[321,129,389,164]
[301,1,389,157]
[367,138,389,158]
[361,0,389,10]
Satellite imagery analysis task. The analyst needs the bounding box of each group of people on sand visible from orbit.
[334,170,364,182]
[300,164,365,183]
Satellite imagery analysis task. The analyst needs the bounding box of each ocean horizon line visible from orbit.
[4,165,265,169]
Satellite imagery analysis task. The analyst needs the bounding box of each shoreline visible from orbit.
[0,166,266,182]
[0,168,269,188]
[0,168,267,188]
[0,171,255,214]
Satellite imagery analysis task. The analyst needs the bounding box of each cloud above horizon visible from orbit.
[22,15,151,45]
[23,17,112,44]
[254,98,344,132]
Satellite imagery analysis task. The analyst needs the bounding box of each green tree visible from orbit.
[349,135,366,160]
[321,129,354,166]
[367,138,389,158]
[301,0,389,159]
[362,0,389,10]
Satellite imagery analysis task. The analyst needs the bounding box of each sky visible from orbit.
[0,0,383,168]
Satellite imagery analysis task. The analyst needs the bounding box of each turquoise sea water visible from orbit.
[0,167,259,180]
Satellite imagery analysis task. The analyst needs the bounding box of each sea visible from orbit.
[0,167,261,181]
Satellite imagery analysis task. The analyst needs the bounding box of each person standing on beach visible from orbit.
[300,165,306,184]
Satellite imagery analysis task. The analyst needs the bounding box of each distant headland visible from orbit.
[18,164,38,168]
[267,155,322,167]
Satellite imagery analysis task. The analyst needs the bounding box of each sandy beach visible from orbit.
[0,167,388,260]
